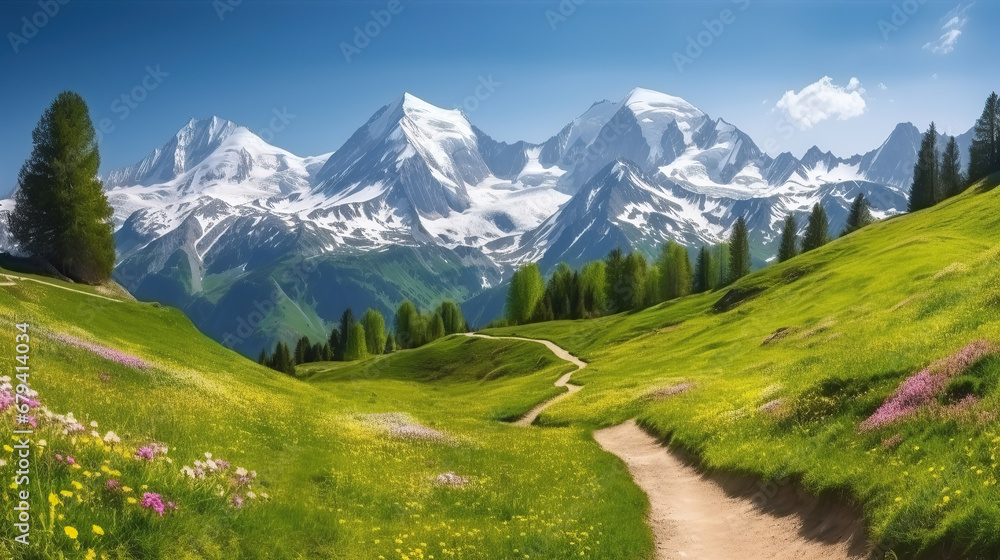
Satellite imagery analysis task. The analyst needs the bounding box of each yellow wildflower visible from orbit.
[64,526,78,539]
[92,525,104,535]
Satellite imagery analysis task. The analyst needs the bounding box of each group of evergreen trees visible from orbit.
[258,302,461,375]
[503,219,757,326]
[908,91,1000,212]
[394,300,467,349]
[9,92,116,283]
[908,122,966,211]
[776,195,873,263]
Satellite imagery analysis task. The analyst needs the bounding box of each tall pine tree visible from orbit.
[841,194,873,237]
[939,136,964,199]
[693,246,712,293]
[908,122,939,211]
[10,91,115,283]
[337,308,355,360]
[968,92,1000,184]
[777,214,798,263]
[802,203,829,252]
[727,217,751,284]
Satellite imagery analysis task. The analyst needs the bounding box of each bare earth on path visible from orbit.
[463,332,584,426]
[594,420,867,560]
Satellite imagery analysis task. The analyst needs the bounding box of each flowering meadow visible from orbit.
[489,178,1000,556]
[0,273,651,559]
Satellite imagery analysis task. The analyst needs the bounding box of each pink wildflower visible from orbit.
[135,446,155,461]
[139,492,166,516]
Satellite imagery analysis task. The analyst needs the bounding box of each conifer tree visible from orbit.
[257,348,267,365]
[9,91,115,283]
[604,248,628,312]
[968,92,1000,183]
[694,246,712,293]
[293,336,310,365]
[908,122,939,211]
[777,214,798,262]
[338,308,355,359]
[841,194,873,237]
[328,329,340,361]
[384,333,396,354]
[727,217,751,284]
[802,203,829,252]
[938,135,964,199]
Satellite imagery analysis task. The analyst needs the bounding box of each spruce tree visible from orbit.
[968,92,1000,183]
[908,122,939,211]
[328,329,340,361]
[727,217,751,284]
[10,91,115,283]
[384,333,396,354]
[604,248,628,312]
[257,348,267,365]
[294,336,310,365]
[939,136,964,199]
[338,308,355,359]
[841,194,873,237]
[694,246,712,293]
[802,203,829,252]
[777,214,798,263]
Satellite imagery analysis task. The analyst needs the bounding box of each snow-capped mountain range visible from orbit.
[0,88,973,353]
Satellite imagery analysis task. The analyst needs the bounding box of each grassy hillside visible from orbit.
[487,175,1000,557]
[0,273,650,559]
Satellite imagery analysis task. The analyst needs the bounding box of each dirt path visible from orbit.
[594,420,866,560]
[463,332,584,426]
[0,273,124,303]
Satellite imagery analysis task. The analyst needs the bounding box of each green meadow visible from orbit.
[0,274,649,559]
[4,176,1000,558]
[489,175,1000,557]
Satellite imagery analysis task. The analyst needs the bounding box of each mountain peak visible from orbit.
[622,87,701,115]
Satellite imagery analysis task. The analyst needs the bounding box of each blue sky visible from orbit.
[0,0,994,194]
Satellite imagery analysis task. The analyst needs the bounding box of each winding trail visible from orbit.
[0,273,124,302]
[463,332,584,426]
[469,332,865,560]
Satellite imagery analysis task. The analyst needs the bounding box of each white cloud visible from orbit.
[776,76,867,130]
[924,3,972,55]
[878,82,888,91]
